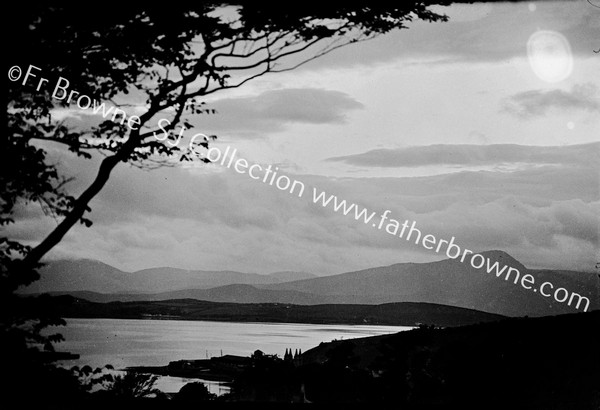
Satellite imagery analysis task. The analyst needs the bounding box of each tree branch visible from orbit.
[19,105,161,271]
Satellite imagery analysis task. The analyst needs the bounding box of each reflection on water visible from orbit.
[53,318,411,394]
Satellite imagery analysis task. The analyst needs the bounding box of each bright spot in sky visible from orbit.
[527,31,573,83]
[528,3,536,12]
[567,121,575,130]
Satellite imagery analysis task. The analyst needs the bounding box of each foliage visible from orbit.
[2,1,451,396]
[5,1,451,277]
[175,382,217,401]
[102,371,163,399]
[231,351,300,402]
[72,366,164,399]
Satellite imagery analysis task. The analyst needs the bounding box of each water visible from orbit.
[52,318,411,394]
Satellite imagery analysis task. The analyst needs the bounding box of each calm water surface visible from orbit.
[53,318,411,394]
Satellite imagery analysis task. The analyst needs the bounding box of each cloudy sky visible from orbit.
[12,1,600,275]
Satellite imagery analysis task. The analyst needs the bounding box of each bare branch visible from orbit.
[272,33,378,73]
[28,135,99,151]
[209,32,269,53]
[209,31,288,66]
[192,65,271,98]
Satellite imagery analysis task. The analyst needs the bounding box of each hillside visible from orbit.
[267,271,316,282]
[21,259,312,294]
[48,284,328,304]
[295,311,600,407]
[51,296,504,327]
[262,250,599,317]
[25,252,600,317]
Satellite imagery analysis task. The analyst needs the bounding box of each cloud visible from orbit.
[325,143,600,168]
[48,87,363,140]
[502,83,600,118]
[9,149,593,275]
[295,1,598,71]
[195,88,363,137]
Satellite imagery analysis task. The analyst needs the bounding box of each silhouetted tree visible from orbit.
[100,371,163,399]
[232,351,300,401]
[6,3,451,271]
[3,1,452,383]
[176,382,217,402]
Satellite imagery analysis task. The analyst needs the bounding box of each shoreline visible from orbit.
[127,364,235,383]
[62,315,419,327]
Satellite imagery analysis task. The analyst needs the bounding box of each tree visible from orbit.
[3,3,451,359]
[176,382,217,401]
[101,371,163,399]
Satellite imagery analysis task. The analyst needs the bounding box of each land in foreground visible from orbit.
[122,311,600,407]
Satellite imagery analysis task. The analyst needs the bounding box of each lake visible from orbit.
[52,318,411,394]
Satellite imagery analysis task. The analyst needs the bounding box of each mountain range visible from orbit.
[21,259,316,294]
[22,251,599,317]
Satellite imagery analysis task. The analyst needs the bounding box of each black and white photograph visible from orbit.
[3,1,600,408]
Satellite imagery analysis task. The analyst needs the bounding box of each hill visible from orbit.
[48,284,328,304]
[51,296,504,327]
[25,252,599,317]
[297,311,600,407]
[20,260,314,294]
[267,271,316,282]
[261,250,599,317]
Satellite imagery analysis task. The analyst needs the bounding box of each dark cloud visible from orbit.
[194,88,363,137]
[295,1,598,71]
[53,87,363,139]
[325,143,600,168]
[502,84,600,118]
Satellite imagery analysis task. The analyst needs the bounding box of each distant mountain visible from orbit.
[24,252,599,317]
[22,259,131,294]
[21,260,315,294]
[260,251,599,317]
[268,271,316,282]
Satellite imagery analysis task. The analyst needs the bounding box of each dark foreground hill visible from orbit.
[230,311,600,407]
[45,284,328,304]
[52,296,503,327]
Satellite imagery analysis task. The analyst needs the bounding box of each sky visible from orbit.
[10,0,600,275]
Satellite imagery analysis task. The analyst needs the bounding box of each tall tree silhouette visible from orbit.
[3,2,452,359]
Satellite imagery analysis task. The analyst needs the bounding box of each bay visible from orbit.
[52,318,411,394]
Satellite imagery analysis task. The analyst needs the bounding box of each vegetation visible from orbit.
[52,296,504,326]
[228,311,600,407]
[175,382,217,402]
[3,3,453,403]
